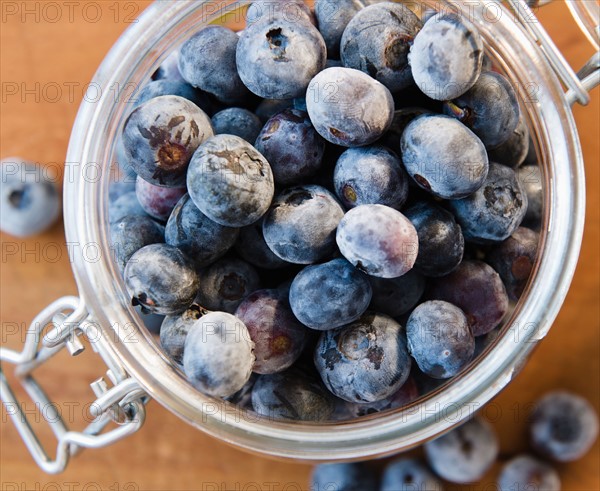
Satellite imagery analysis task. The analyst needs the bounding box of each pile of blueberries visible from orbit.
[109,1,546,423]
[311,390,599,490]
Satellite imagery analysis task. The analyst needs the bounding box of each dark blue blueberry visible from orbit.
[124,243,200,315]
[0,159,60,237]
[340,3,422,92]
[409,13,483,100]
[406,300,474,379]
[289,258,372,330]
[186,134,274,227]
[530,391,599,462]
[179,26,250,103]
[424,417,499,483]
[251,367,334,421]
[152,50,184,82]
[428,260,509,337]
[255,98,293,123]
[183,311,255,397]
[160,303,204,365]
[400,114,489,199]
[108,191,148,224]
[234,217,289,269]
[487,227,539,301]
[211,107,263,143]
[517,164,543,229]
[379,107,433,150]
[224,373,257,408]
[381,458,443,491]
[336,204,419,278]
[246,0,315,26]
[314,312,412,403]
[368,269,426,317]
[314,0,386,58]
[448,162,527,244]
[195,257,261,313]
[254,109,326,186]
[404,200,465,277]
[310,463,378,491]
[487,113,530,168]
[333,145,409,210]
[134,79,214,115]
[444,71,520,147]
[114,137,137,181]
[122,95,213,187]
[237,16,326,99]
[165,194,239,268]
[263,185,344,264]
[135,175,186,222]
[498,455,561,491]
[108,180,136,203]
[306,67,394,147]
[110,214,164,272]
[235,289,307,374]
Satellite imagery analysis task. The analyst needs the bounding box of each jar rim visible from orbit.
[64,0,586,460]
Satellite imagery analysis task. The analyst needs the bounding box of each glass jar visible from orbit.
[1,0,597,474]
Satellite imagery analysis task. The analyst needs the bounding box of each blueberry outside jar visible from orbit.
[1,0,598,474]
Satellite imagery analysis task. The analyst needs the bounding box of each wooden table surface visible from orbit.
[1,2,598,490]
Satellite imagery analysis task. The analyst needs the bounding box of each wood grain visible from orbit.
[1,2,598,489]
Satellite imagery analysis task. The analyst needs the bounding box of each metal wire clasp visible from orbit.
[0,296,148,474]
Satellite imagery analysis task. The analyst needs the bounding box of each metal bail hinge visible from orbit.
[0,296,148,474]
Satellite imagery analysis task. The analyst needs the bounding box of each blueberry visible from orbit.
[448,162,527,243]
[429,260,509,337]
[108,191,148,224]
[379,107,434,150]
[251,367,334,421]
[186,134,274,227]
[110,215,164,272]
[487,113,530,168]
[314,312,412,403]
[211,107,263,143]
[136,308,165,336]
[424,417,499,483]
[334,375,419,419]
[246,0,315,26]
[122,95,213,187]
[314,0,386,59]
[381,458,443,491]
[255,98,293,123]
[306,67,394,147]
[497,455,561,491]
[400,114,489,199]
[160,303,204,365]
[530,391,599,462]
[165,194,239,268]
[487,227,539,301]
[114,136,137,181]
[289,258,372,330]
[517,164,543,229]
[235,289,307,374]
[183,311,255,397]
[340,3,422,92]
[406,300,474,379]
[444,71,520,147]
[237,16,326,99]
[124,243,200,315]
[224,373,257,408]
[108,180,136,203]
[135,175,186,222]
[195,257,261,313]
[263,185,344,264]
[409,13,483,100]
[234,217,289,269]
[404,200,464,277]
[336,204,418,278]
[0,159,60,237]
[152,50,184,82]
[254,108,326,186]
[333,145,409,210]
[310,463,377,491]
[368,269,426,317]
[179,26,250,103]
[135,79,214,115]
